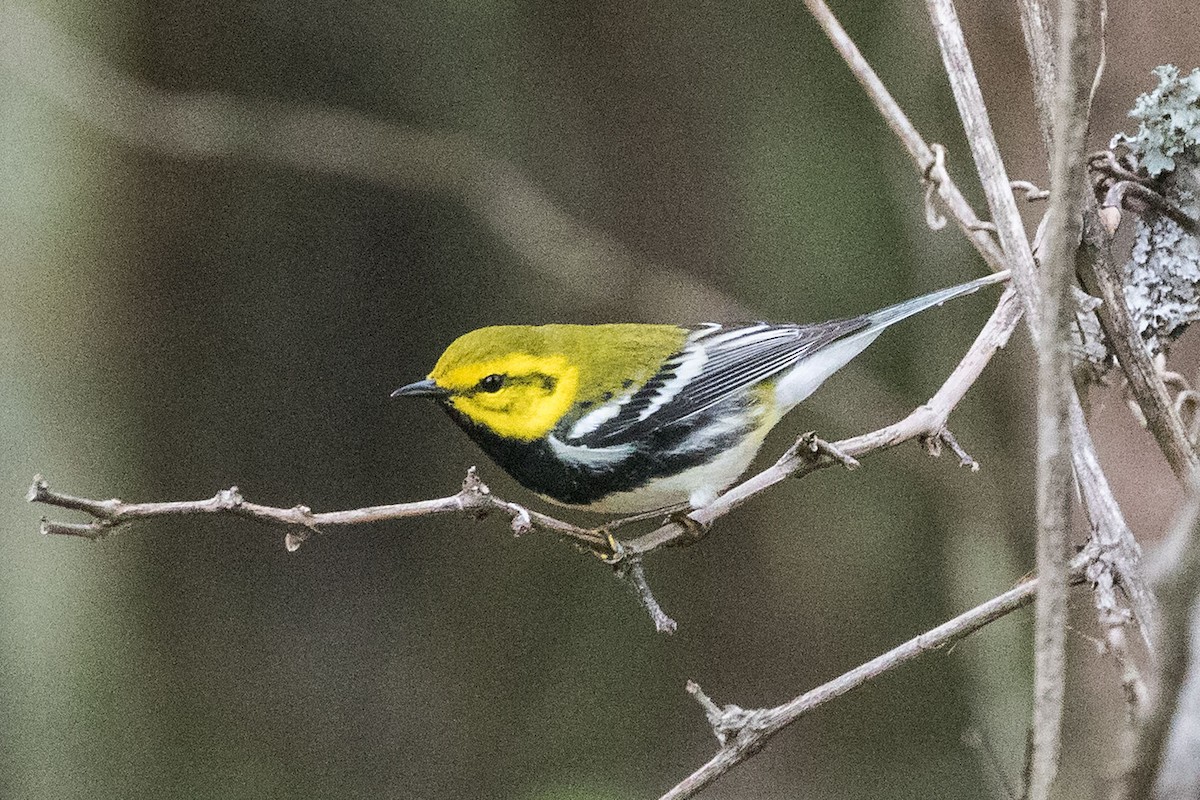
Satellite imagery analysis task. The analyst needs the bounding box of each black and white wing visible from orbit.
[564,270,1008,448]
[566,318,869,447]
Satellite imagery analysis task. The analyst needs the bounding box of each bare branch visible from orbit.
[657,555,1092,800]
[0,4,749,325]
[31,285,1016,629]
[617,558,678,635]
[1077,237,1200,482]
[1071,399,1159,647]
[924,0,1041,315]
[802,0,1008,273]
[922,0,1096,795]
[1016,0,1059,156]
[1019,0,1095,792]
[32,282,1016,632]
[29,468,609,553]
[1012,180,1052,202]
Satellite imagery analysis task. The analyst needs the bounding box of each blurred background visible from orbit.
[3,1,1197,798]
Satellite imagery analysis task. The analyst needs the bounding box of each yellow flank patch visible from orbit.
[434,353,580,441]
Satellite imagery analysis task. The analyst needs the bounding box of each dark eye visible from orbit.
[478,374,505,393]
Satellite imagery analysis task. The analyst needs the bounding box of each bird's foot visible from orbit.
[667,510,710,545]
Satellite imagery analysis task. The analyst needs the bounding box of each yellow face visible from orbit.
[413,323,686,443]
[431,352,580,441]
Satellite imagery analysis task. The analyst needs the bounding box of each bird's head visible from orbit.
[392,326,582,442]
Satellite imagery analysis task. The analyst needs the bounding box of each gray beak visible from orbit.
[390,378,448,399]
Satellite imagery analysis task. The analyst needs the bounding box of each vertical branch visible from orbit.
[924,0,1090,796]
[924,0,1041,313]
[1016,0,1058,154]
[1028,0,1092,794]
[801,0,1008,273]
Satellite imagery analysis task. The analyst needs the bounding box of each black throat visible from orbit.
[436,401,746,507]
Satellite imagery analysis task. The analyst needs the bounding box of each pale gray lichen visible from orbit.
[1111,65,1200,178]
[1111,65,1200,356]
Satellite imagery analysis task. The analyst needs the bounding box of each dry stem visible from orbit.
[657,554,1092,800]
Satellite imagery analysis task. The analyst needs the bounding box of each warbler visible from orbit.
[393,272,1006,514]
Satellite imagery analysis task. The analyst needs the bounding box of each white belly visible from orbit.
[544,429,769,515]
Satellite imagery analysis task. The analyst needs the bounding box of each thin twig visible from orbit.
[925,0,1041,317]
[1012,180,1051,201]
[618,559,678,634]
[801,0,1008,273]
[1016,0,1058,156]
[31,272,1013,636]
[28,468,608,552]
[30,470,694,633]
[657,555,1093,800]
[33,284,1018,632]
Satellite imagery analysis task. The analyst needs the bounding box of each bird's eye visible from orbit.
[478,374,505,393]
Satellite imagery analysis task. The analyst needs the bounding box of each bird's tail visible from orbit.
[773,270,1009,411]
[864,270,1010,329]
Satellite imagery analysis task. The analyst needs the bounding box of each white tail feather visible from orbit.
[773,271,1008,412]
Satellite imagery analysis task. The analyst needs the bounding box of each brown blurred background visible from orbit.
[3,1,1197,798]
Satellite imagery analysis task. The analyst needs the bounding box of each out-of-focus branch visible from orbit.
[1149,597,1200,800]
[657,554,1093,800]
[0,1,941,435]
[0,4,748,325]
[1127,484,1200,800]
[15,0,1018,627]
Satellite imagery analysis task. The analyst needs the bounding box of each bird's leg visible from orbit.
[601,502,691,532]
[587,502,693,562]
[666,510,711,544]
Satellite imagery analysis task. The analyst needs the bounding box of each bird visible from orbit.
[393,271,1007,516]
